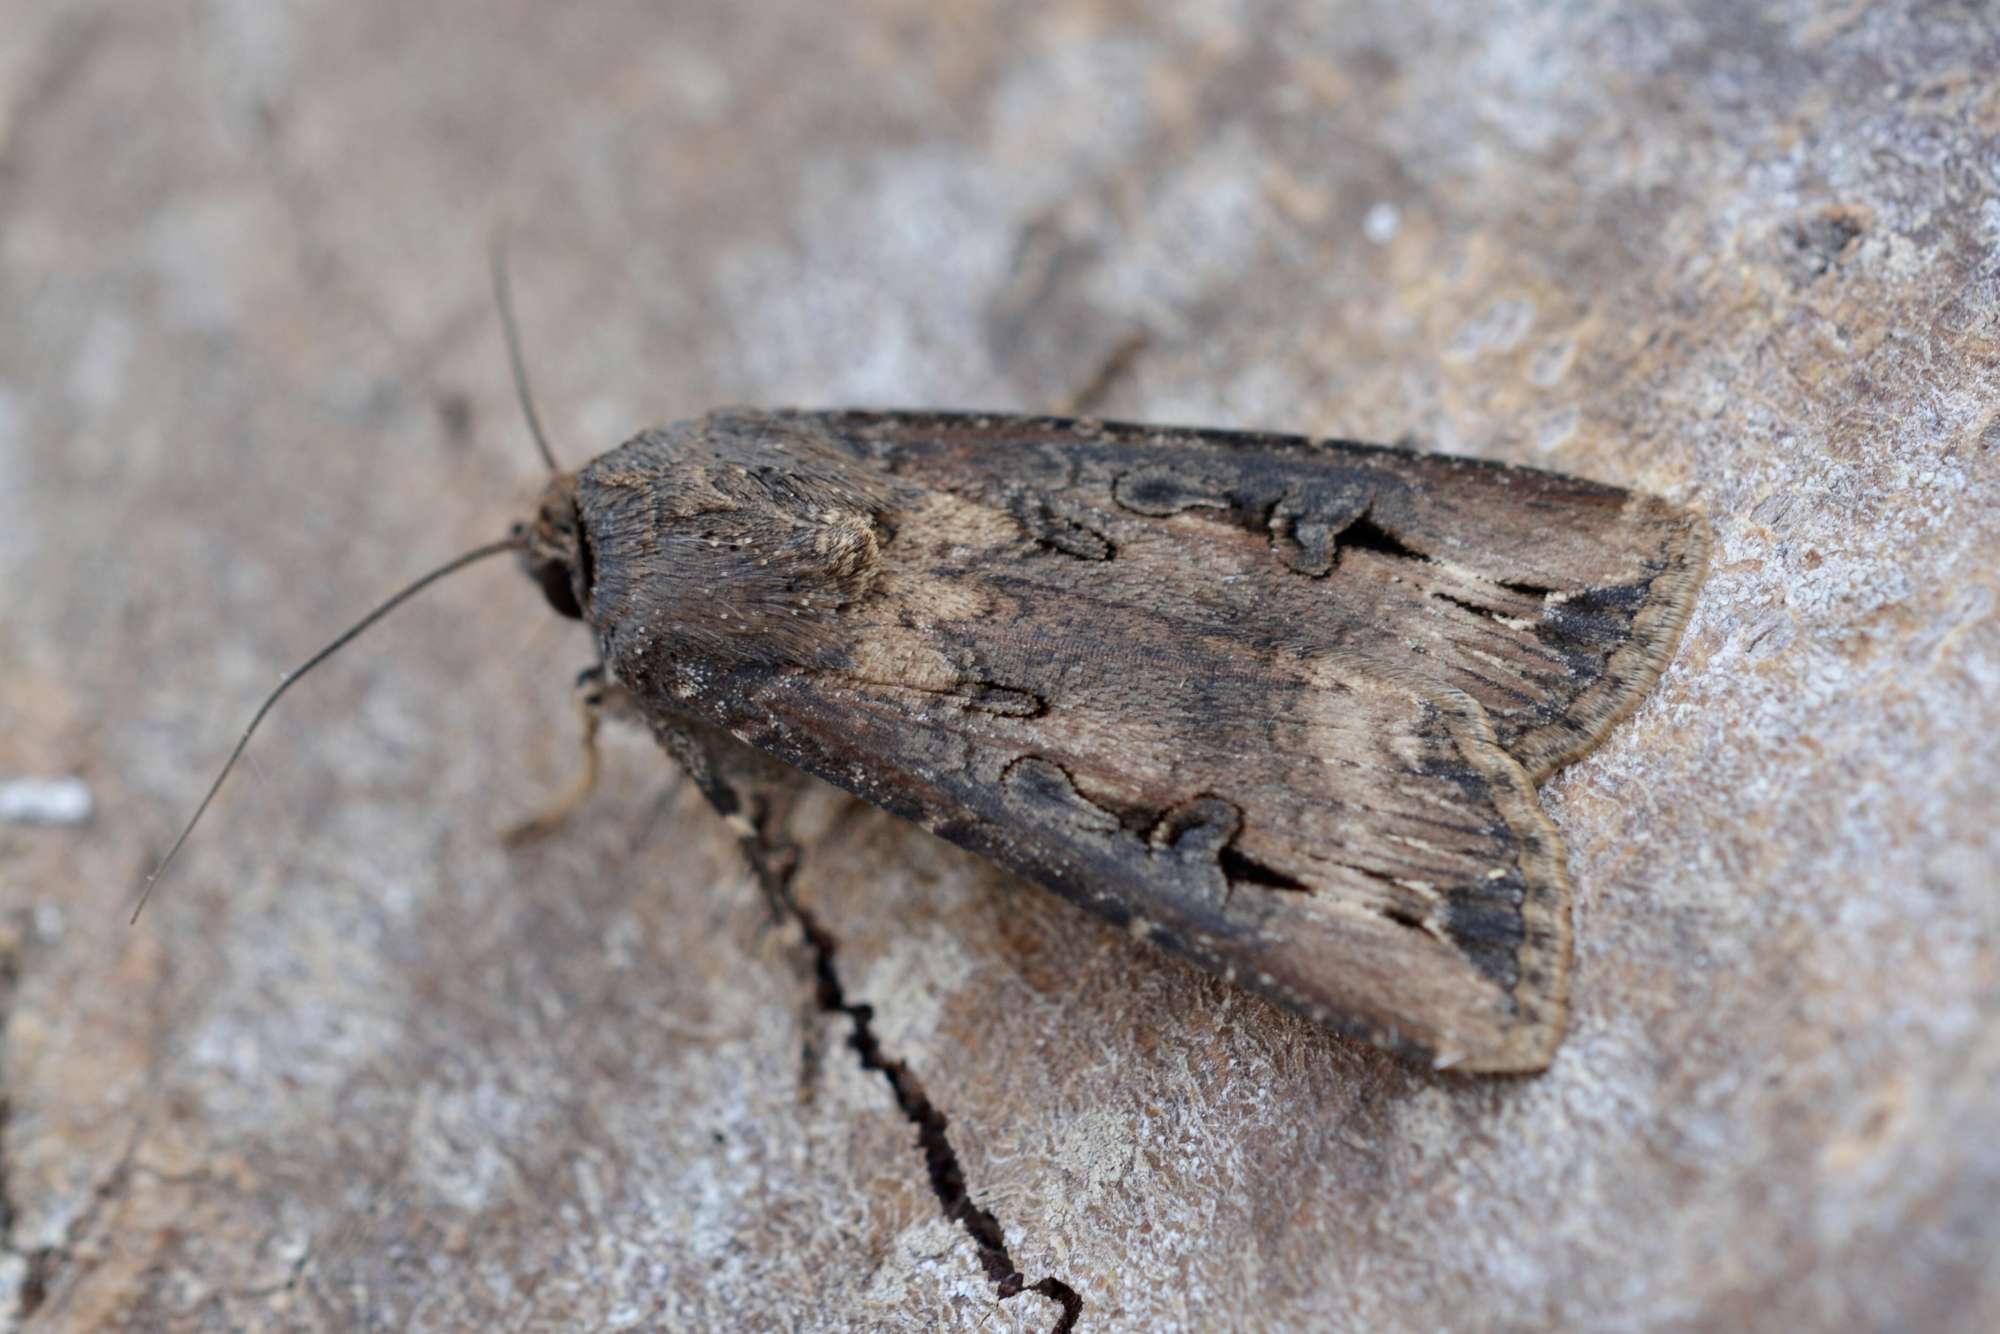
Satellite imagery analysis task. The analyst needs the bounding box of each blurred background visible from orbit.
[2,2,1996,1329]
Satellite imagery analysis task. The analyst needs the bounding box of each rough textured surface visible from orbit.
[1,1,1995,1330]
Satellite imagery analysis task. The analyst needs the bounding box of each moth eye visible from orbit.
[509,521,527,539]
[535,558,583,620]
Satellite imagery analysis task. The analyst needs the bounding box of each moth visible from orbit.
[148,279,1705,1076]
[504,409,1704,1073]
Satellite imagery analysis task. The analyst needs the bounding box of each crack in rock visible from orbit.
[744,837,1083,1331]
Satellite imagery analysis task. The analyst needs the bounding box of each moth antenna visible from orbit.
[490,223,561,473]
[133,536,527,923]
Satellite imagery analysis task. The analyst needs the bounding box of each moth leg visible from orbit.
[504,665,626,846]
[647,712,803,924]
[1055,330,1147,417]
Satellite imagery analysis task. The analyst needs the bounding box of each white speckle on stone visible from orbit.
[0,776,94,826]
[1530,336,1577,387]
[1535,406,1579,453]
[1445,297,1537,362]
[0,1252,26,1316]
[1363,201,1401,244]
[855,926,979,1063]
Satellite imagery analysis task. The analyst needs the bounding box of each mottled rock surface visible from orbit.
[2,2,1995,1330]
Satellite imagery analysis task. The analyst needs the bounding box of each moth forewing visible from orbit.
[549,410,1705,1073]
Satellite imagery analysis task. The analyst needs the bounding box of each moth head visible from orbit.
[514,473,592,620]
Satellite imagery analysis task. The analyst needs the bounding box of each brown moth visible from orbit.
[509,409,1707,1073]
